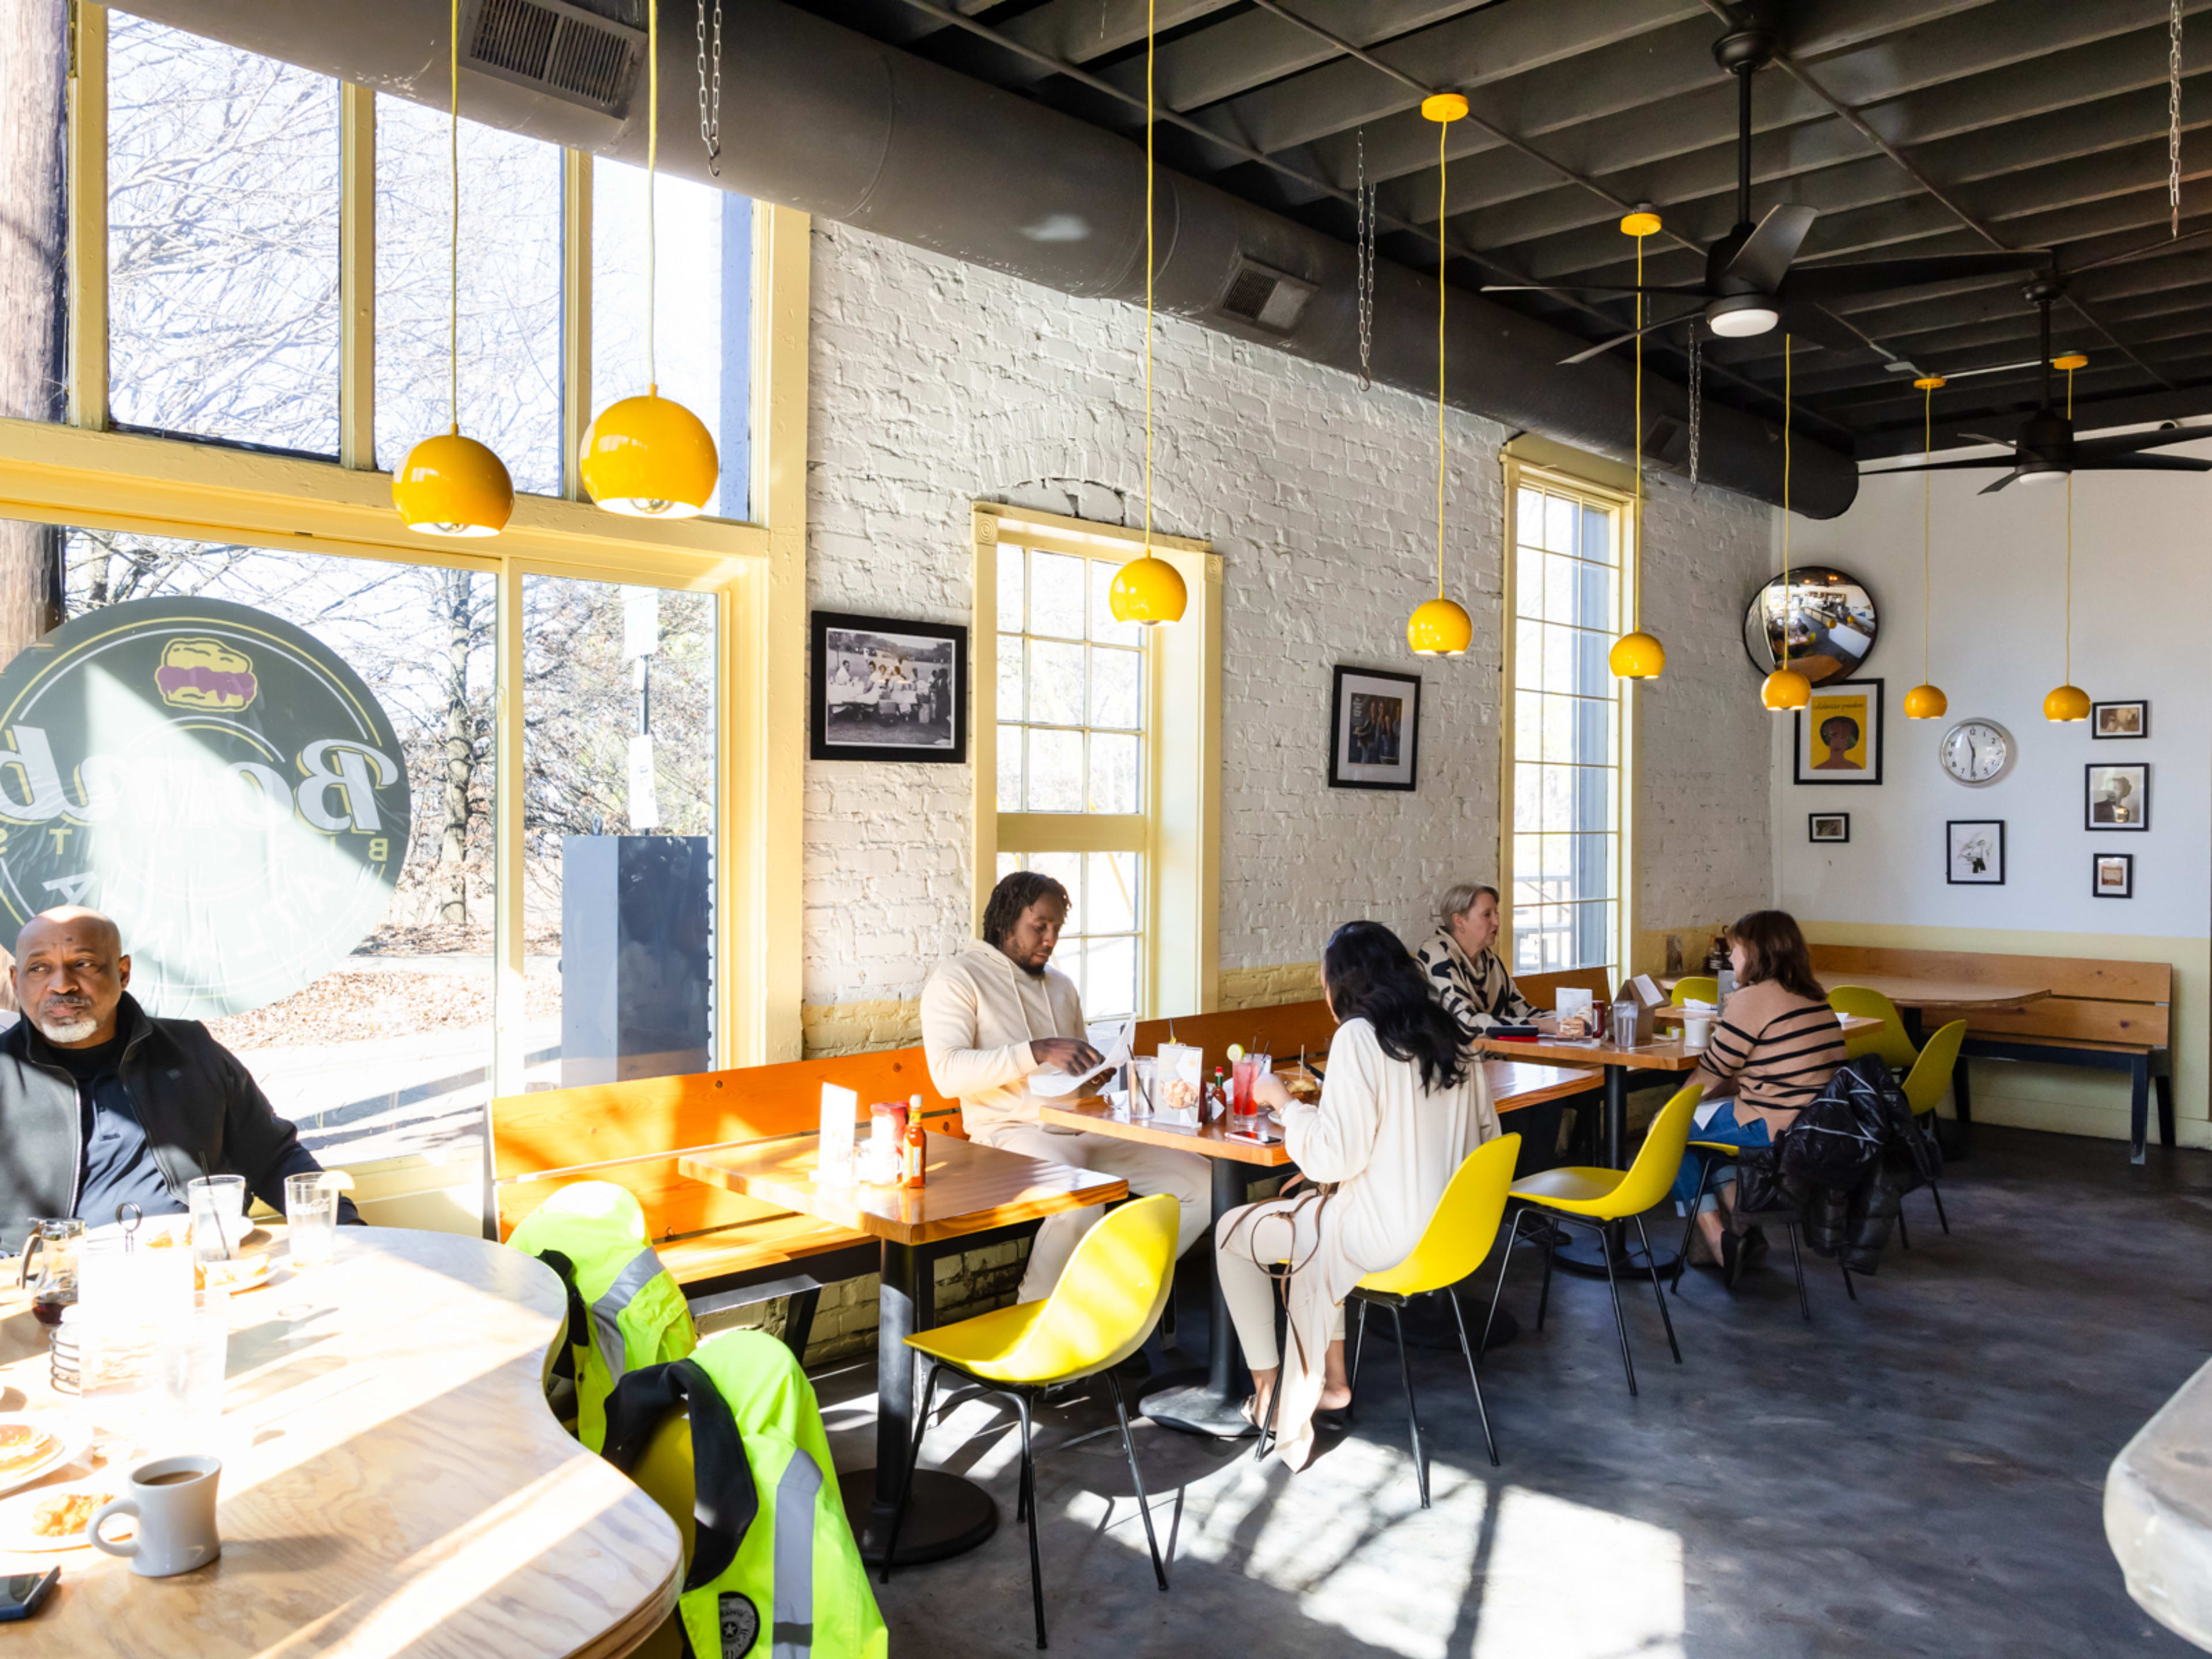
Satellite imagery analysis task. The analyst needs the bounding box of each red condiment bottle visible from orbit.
[902,1120,927,1188]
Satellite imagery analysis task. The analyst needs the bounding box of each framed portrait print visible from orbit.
[1946,820,2004,885]
[1328,665,1421,791]
[2093,853,2135,899]
[2091,699,2148,739]
[2085,762,2149,831]
[810,611,968,764]
[1794,678,1883,785]
[1808,813,1850,843]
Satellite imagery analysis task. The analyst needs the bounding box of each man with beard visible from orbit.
[921,871,1207,1302]
[0,906,358,1248]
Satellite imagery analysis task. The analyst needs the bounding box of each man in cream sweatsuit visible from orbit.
[922,870,1209,1303]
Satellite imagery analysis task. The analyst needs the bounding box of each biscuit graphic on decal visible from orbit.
[154,638,258,711]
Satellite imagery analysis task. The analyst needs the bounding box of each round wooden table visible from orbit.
[0,1226,681,1658]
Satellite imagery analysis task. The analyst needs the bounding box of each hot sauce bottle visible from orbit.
[902,1093,927,1188]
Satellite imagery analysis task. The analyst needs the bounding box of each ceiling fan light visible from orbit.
[2044,683,2090,723]
[393,430,514,537]
[1706,296,1779,338]
[581,393,720,518]
[2018,467,2069,486]
[1407,596,1473,657]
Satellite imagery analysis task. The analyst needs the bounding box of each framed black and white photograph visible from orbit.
[1328,665,1421,791]
[2092,699,2149,739]
[2094,853,2135,899]
[2086,762,2150,831]
[1792,677,1884,786]
[1808,812,1850,843]
[1946,819,2005,885]
[810,611,968,764]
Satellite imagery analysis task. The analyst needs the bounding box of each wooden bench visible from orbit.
[1809,944,2175,1162]
[490,1046,965,1353]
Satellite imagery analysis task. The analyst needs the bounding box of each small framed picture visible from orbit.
[2086,762,2149,831]
[2093,853,2135,899]
[1808,813,1850,843]
[2092,700,2148,739]
[1793,677,1883,785]
[1328,665,1422,791]
[1946,819,2005,885]
[810,611,968,763]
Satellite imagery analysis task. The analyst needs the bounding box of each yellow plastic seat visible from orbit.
[1828,984,1921,1074]
[1483,1086,1699,1395]
[885,1194,1179,1648]
[1671,975,1719,1006]
[1896,1019,1965,1238]
[1334,1134,1521,1501]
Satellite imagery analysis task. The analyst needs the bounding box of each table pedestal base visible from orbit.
[1549,1228,1681,1280]
[1140,1382,1259,1439]
[845,1468,997,1567]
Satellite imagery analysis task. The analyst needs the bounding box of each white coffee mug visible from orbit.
[1682,1012,1715,1052]
[90,1455,221,1577]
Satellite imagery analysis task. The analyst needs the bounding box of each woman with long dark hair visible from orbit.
[1214,919,1500,1469]
[1676,908,1847,1281]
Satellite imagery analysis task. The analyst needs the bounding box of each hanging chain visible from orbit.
[695,0,723,177]
[1687,329,1703,489]
[2172,0,2185,237]
[1355,129,1376,391]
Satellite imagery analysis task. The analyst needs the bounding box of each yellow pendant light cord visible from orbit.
[1923,380,1932,685]
[2065,363,2074,686]
[1435,114,1446,601]
[1633,230,1643,631]
[648,0,659,395]
[448,0,460,435]
[1145,0,1154,558]
[1782,334,1790,676]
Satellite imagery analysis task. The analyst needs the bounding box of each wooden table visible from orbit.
[679,1132,1123,1568]
[1661,971,2050,1030]
[1041,1058,1601,1438]
[0,1227,680,1659]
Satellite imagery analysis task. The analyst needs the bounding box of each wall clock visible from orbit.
[1940,718,2014,787]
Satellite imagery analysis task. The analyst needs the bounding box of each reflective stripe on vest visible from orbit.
[771,1451,822,1658]
[590,1246,666,1386]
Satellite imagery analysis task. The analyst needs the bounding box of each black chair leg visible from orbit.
[878,1360,941,1585]
[1444,1289,1498,1467]
[1535,1215,1558,1332]
[1349,1297,1369,1406]
[1015,1391,1047,1649]
[781,1287,821,1361]
[1632,1215,1680,1365]
[1673,1159,1719,1293]
[1387,1302,1429,1508]
[1930,1180,1950,1234]
[1896,1207,1911,1251]
[1106,1372,1168,1592]
[1785,1223,1810,1321]
[1839,1262,1858,1302]
[1479,1209,1527,1354]
[1595,1221,1637,1396]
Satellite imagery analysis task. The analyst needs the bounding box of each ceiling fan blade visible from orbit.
[2082,453,2212,472]
[1978,471,2026,494]
[1480,283,1709,296]
[1557,310,1705,365]
[2074,426,2209,458]
[1928,360,2040,384]
[1722,204,1817,292]
[1781,252,2051,301]
[1869,456,2022,475]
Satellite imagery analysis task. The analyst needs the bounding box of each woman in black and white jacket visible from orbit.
[1415,882,1535,1039]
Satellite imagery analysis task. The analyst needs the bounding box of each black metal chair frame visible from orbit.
[880,1357,1168,1650]
[1338,1282,1498,1508]
[1479,1202,1680,1396]
[1669,1149,1824,1315]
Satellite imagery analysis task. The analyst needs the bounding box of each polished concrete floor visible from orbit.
[831,1126,2212,1657]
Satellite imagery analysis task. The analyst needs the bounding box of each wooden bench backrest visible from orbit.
[490,1046,959,1242]
[1518,965,1614,1010]
[1809,944,2173,1048]
[1130,1002,1340,1081]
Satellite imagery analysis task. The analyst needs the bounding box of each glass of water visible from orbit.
[285,1174,339,1270]
[186,1175,248,1268]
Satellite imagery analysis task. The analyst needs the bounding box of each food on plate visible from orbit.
[197,1250,271,1291]
[31,1491,110,1540]
[1274,1063,1321,1105]
[0,1426,57,1476]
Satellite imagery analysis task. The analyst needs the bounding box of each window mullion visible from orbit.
[65,0,108,431]
[338,81,375,470]
[562,150,592,502]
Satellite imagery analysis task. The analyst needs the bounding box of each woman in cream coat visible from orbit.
[1217,920,1499,1469]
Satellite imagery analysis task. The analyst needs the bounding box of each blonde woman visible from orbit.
[1416,883,1535,1039]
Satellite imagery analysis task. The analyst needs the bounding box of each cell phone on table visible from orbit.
[0,1566,58,1620]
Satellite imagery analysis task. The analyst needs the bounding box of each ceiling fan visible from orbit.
[1483,22,2052,364]
[1873,283,2212,493]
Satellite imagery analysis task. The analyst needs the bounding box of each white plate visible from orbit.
[0,1416,90,1499]
[0,1478,131,1552]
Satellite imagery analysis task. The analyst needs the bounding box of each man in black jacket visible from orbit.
[0,906,358,1250]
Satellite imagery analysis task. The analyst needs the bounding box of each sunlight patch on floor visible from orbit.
[1471,1486,1684,1659]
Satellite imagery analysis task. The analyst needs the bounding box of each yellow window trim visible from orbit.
[972,503,1221,1020]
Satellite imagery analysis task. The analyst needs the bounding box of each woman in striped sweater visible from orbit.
[1678,910,1847,1278]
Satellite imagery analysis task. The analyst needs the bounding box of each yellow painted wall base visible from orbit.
[1633,921,1736,982]
[1219,961,1321,1010]
[1801,921,2207,1149]
[802,998,923,1059]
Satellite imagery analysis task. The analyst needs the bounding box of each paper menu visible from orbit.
[1630,973,1665,1006]
[1029,1032,1133,1099]
[817,1082,859,1184]
[1153,1043,1205,1116]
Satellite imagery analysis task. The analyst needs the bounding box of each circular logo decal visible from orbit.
[0,597,411,1018]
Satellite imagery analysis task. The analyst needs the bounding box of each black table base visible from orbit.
[845,1468,996,1566]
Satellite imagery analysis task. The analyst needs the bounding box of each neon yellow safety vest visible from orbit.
[604,1329,888,1659]
[508,1180,696,1452]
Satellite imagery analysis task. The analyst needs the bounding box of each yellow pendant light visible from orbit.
[393,0,514,537]
[1902,375,1949,719]
[1608,209,1665,679]
[2043,352,2091,721]
[1108,0,1188,627]
[1762,335,1811,711]
[1407,93,1474,658]
[579,0,720,518]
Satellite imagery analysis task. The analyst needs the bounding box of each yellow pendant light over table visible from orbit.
[1608,209,1665,679]
[1108,0,1188,627]
[579,0,719,518]
[2043,353,2091,722]
[1407,93,1473,658]
[392,0,514,537]
[1761,335,1811,711]
[1902,375,1949,719]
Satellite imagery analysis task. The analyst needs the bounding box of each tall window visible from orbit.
[993,535,1147,1023]
[1507,472,1625,977]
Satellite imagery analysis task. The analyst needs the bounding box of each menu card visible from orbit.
[817,1082,859,1185]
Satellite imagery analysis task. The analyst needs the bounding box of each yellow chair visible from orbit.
[1671,975,1718,1006]
[1671,1141,1819,1316]
[1828,984,1921,1074]
[1897,1019,1965,1240]
[1483,1086,1699,1396]
[1338,1134,1521,1505]
[882,1194,1179,1649]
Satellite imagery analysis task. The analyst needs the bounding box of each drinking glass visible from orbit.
[1128,1057,1157,1119]
[285,1175,340,1270]
[150,1293,228,1453]
[1230,1055,1271,1124]
[186,1176,248,1269]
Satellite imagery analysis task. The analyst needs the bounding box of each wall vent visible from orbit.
[1216,255,1315,335]
[464,0,642,116]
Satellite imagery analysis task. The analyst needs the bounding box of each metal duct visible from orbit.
[120,0,1856,517]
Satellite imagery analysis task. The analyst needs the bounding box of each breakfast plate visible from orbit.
[0,1479,133,1552]
[0,1415,90,1499]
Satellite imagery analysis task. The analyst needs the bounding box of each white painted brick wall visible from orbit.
[805,219,1778,1010]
